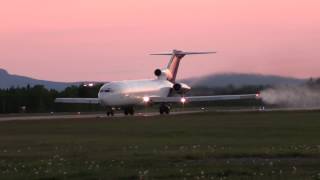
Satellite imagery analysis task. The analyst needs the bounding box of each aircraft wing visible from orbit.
[150,94,259,103]
[55,98,100,104]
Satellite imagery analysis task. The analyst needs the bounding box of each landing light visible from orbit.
[181,97,186,103]
[143,96,150,103]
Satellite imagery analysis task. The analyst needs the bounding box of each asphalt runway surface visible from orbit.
[0,110,203,122]
[1,107,319,122]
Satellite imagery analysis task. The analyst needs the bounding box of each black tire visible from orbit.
[160,105,169,115]
[125,107,133,115]
[129,109,134,115]
[124,109,129,115]
[164,105,170,114]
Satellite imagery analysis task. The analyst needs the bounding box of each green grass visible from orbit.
[0,111,320,179]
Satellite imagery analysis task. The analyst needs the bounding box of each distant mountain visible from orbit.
[0,68,79,91]
[0,68,306,90]
[182,73,305,87]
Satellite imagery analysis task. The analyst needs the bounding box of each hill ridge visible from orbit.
[0,68,305,90]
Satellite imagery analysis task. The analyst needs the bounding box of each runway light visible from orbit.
[181,97,186,103]
[143,96,150,103]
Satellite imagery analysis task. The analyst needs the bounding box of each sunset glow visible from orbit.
[1,0,319,81]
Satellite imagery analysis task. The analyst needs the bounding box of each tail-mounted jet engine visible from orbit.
[154,69,173,80]
[173,83,191,94]
[154,69,162,76]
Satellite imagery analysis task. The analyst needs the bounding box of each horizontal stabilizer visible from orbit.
[150,50,216,56]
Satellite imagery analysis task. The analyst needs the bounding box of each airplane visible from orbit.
[55,50,259,116]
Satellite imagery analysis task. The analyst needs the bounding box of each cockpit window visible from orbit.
[100,89,113,93]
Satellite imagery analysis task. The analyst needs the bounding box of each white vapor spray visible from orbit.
[261,85,320,108]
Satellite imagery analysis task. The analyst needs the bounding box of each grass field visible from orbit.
[0,111,320,179]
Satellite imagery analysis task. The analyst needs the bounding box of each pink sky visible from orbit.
[0,0,319,82]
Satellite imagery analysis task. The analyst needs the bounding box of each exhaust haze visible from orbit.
[261,85,320,108]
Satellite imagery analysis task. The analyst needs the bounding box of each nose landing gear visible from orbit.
[106,108,114,116]
[106,111,114,116]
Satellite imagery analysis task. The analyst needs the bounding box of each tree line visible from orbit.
[0,84,103,114]
[1,78,319,114]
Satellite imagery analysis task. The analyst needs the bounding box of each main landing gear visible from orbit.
[106,108,114,116]
[159,104,170,115]
[106,107,135,117]
[123,106,134,116]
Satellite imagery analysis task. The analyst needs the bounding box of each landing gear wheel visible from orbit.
[124,109,129,116]
[128,107,134,115]
[159,105,170,115]
[129,110,133,115]
[106,110,114,116]
[124,107,134,116]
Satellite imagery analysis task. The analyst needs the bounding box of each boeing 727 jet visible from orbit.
[55,50,259,115]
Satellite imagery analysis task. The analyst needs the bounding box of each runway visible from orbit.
[0,110,202,122]
[1,107,319,122]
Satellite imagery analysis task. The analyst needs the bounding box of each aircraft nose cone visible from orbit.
[98,93,108,106]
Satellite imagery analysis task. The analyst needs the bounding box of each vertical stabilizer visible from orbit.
[166,50,185,82]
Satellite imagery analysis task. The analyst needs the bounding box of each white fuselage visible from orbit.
[98,79,173,106]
